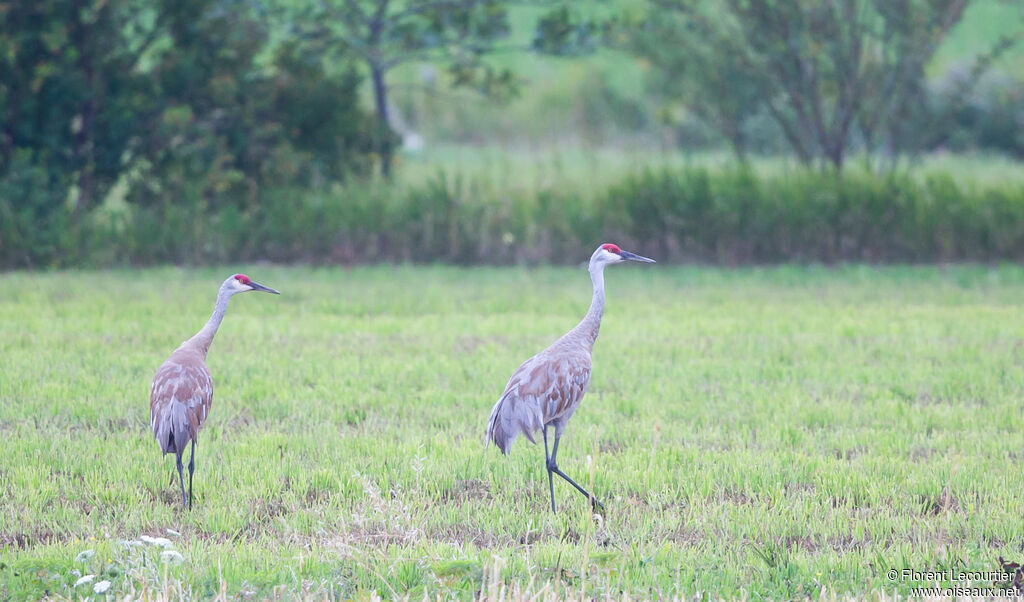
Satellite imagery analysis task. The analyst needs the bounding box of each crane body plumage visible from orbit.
[486,244,654,512]
[149,274,278,508]
[150,346,213,458]
[485,274,600,455]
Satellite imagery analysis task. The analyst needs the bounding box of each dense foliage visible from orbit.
[4,166,1022,267]
[0,0,375,267]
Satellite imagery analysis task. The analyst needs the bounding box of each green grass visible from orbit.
[395,145,1024,191]
[4,265,1024,598]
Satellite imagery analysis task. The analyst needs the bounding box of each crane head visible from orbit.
[225,273,281,295]
[594,243,656,266]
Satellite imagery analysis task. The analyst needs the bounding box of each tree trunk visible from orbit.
[725,119,747,163]
[826,142,844,171]
[370,62,393,179]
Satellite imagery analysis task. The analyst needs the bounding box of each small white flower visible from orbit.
[160,550,184,565]
[140,535,173,548]
[74,550,94,563]
[165,528,181,537]
[93,580,111,594]
[74,575,95,587]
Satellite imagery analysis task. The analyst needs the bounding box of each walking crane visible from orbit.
[486,244,655,512]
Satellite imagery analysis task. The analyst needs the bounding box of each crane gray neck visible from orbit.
[186,287,231,356]
[573,262,606,350]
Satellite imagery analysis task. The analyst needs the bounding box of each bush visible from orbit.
[599,167,1024,264]
[4,165,1024,268]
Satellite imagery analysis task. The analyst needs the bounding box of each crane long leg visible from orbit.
[549,433,604,511]
[187,440,196,511]
[543,426,556,513]
[175,452,187,508]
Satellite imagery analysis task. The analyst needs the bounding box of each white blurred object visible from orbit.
[140,535,173,548]
[402,132,425,152]
[160,550,185,565]
[74,549,95,563]
[74,575,95,587]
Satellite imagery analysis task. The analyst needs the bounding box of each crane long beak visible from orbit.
[249,281,280,294]
[620,250,656,263]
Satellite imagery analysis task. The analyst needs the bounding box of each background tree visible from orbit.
[629,0,1001,169]
[0,0,377,266]
[0,0,162,266]
[286,0,520,178]
[624,11,761,160]
[129,0,373,209]
[0,0,154,219]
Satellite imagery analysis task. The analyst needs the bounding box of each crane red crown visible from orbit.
[233,273,251,285]
[601,243,621,254]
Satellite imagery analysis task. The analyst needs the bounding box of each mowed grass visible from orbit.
[3,265,1024,599]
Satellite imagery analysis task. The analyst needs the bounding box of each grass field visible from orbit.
[4,265,1024,599]
[395,145,1024,192]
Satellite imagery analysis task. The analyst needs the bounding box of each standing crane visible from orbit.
[486,243,655,512]
[150,273,279,509]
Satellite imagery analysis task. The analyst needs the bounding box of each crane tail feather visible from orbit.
[486,396,517,455]
[153,402,197,456]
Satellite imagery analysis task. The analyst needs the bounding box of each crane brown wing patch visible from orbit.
[485,350,591,454]
[150,351,213,455]
[521,354,591,422]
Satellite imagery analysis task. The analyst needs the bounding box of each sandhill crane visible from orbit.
[150,273,279,509]
[486,243,655,512]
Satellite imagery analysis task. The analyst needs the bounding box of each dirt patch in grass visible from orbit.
[251,498,288,521]
[784,482,818,495]
[340,523,420,548]
[830,446,865,461]
[0,530,67,549]
[826,534,874,552]
[428,524,514,549]
[157,488,182,506]
[784,535,820,554]
[666,525,703,546]
[909,446,934,462]
[518,526,563,545]
[721,488,757,506]
[623,491,648,507]
[223,411,256,432]
[305,485,331,505]
[440,479,491,503]
[920,488,959,515]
